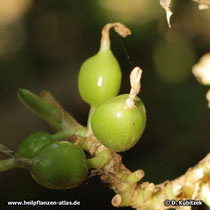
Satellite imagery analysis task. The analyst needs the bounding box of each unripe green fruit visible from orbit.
[17,131,55,159]
[78,49,121,106]
[30,141,88,189]
[91,94,146,152]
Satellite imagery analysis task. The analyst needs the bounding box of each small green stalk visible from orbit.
[0,159,18,172]
[51,129,90,152]
[77,138,89,152]
[127,170,144,185]
[51,130,73,140]
[0,144,32,169]
[86,106,96,136]
[87,150,111,169]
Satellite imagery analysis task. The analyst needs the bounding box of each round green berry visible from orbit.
[17,131,55,159]
[91,94,146,152]
[78,49,121,106]
[30,141,88,189]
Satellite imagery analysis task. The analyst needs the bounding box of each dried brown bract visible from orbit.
[160,0,173,28]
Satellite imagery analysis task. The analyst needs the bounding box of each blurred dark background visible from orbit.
[0,0,209,209]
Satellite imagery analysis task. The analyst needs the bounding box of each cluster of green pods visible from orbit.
[78,23,146,152]
[17,132,88,189]
[0,23,146,191]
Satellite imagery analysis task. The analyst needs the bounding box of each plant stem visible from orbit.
[0,158,18,172]
[17,89,210,208]
[100,23,131,51]
[51,130,73,140]
[87,150,111,169]
[0,144,32,169]
[51,127,87,141]
[127,170,145,185]
[86,106,96,137]
[82,135,210,209]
